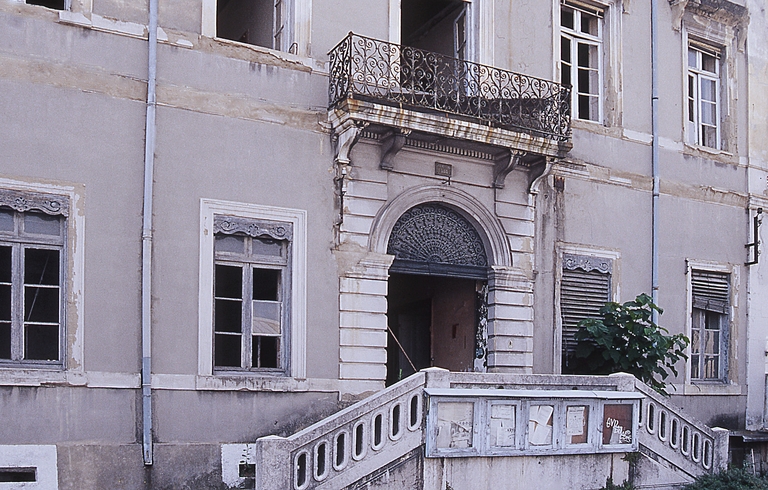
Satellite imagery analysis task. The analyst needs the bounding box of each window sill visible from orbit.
[202,36,328,75]
[682,143,740,165]
[570,119,623,139]
[0,369,139,388]
[670,382,742,396]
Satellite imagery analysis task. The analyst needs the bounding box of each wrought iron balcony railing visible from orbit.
[329,33,571,142]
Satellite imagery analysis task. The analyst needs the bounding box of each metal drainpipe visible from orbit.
[141,0,158,466]
[651,0,660,321]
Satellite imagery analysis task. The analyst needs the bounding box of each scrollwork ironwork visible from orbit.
[329,33,572,141]
[387,203,487,267]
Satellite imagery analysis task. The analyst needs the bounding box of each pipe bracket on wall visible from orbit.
[746,208,762,266]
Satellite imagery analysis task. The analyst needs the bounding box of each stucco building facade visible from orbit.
[0,0,767,488]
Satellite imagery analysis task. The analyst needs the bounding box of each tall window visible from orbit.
[217,0,292,51]
[687,43,721,149]
[560,254,612,373]
[0,191,68,367]
[690,270,729,381]
[560,2,603,122]
[213,215,291,373]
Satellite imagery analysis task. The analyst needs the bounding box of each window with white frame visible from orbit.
[213,215,292,373]
[0,190,68,367]
[560,253,612,373]
[216,0,294,52]
[690,270,729,381]
[560,1,603,122]
[686,42,722,149]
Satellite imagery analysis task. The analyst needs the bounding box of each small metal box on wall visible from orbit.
[424,388,642,458]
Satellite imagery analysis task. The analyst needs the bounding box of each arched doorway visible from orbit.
[385,203,489,385]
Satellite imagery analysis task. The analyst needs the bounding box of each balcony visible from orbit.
[328,33,572,164]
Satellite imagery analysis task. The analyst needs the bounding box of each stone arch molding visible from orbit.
[369,185,512,268]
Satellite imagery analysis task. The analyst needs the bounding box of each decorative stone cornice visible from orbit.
[563,253,612,274]
[214,215,292,241]
[0,189,69,217]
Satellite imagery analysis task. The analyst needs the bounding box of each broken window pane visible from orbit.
[217,0,277,49]
[0,246,10,283]
[24,287,59,323]
[253,268,279,301]
[25,324,59,360]
[215,333,241,367]
[25,249,59,285]
[561,7,574,29]
[0,323,9,359]
[255,335,279,368]
[215,299,242,333]
[27,0,65,10]
[215,265,242,299]
[603,404,633,445]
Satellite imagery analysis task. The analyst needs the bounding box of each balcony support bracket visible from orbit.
[493,150,526,189]
[380,129,411,170]
[333,119,368,166]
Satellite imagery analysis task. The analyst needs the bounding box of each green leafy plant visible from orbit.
[573,293,689,395]
[683,467,768,489]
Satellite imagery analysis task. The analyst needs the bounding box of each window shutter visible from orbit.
[691,270,729,314]
[560,266,611,357]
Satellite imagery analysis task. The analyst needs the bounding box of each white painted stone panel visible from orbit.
[340,328,388,348]
[487,352,534,369]
[487,320,534,338]
[345,196,386,217]
[340,361,386,380]
[339,232,369,248]
[494,201,535,221]
[340,214,374,235]
[487,304,534,321]
[340,277,388,296]
[339,311,388,330]
[486,335,534,353]
[340,346,387,363]
[346,180,388,200]
[506,235,533,253]
[499,217,535,237]
[487,289,533,306]
[339,293,387,314]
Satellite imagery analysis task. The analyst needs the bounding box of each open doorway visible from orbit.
[386,273,485,385]
[401,0,468,59]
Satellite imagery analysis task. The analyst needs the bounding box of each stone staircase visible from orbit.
[244,370,728,490]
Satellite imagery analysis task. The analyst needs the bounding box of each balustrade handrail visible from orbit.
[328,33,572,142]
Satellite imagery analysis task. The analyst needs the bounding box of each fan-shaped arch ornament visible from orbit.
[387,203,488,276]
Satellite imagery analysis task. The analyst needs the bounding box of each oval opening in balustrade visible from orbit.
[334,431,348,470]
[390,403,402,440]
[314,441,328,481]
[294,451,309,490]
[647,403,656,433]
[409,394,420,430]
[703,439,713,469]
[692,433,702,462]
[659,411,667,441]
[353,422,366,460]
[682,426,691,455]
[373,413,384,449]
[670,418,680,448]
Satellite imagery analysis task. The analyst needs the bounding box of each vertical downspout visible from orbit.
[651,0,660,321]
[141,0,158,466]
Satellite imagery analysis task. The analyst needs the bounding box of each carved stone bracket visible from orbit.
[214,215,293,241]
[528,156,555,194]
[0,189,69,217]
[379,129,411,170]
[493,150,526,189]
[563,253,612,274]
[333,119,368,166]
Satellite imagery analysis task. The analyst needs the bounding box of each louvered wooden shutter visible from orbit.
[691,270,729,314]
[560,267,611,358]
